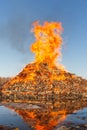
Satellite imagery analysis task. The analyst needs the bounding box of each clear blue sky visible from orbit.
[0,0,87,78]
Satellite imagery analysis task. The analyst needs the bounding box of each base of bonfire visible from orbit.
[1,62,87,102]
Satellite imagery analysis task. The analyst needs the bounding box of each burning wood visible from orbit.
[1,21,87,101]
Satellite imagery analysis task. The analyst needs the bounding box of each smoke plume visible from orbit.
[0,17,29,53]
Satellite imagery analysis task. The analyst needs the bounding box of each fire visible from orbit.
[2,21,67,100]
[31,21,63,68]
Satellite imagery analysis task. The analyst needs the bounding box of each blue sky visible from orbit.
[0,0,87,78]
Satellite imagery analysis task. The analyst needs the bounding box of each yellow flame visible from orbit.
[31,21,63,67]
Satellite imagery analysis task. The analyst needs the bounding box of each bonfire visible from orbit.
[1,21,87,102]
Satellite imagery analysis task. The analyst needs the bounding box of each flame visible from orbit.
[31,21,63,68]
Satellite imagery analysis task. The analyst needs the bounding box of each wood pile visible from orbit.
[1,62,87,102]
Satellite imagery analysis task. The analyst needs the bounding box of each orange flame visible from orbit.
[31,21,63,67]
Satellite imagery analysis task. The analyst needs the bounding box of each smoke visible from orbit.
[0,16,30,53]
